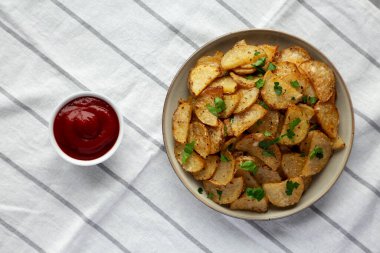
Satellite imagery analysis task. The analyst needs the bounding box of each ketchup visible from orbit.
[54,96,119,160]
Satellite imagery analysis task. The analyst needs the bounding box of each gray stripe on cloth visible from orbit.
[367,0,380,9]
[0,87,209,253]
[0,217,46,253]
[246,221,292,253]
[310,206,372,253]
[132,0,199,50]
[297,0,380,69]
[49,0,169,90]
[0,18,164,152]
[345,167,380,198]
[214,0,255,28]
[354,109,380,133]
[0,153,131,253]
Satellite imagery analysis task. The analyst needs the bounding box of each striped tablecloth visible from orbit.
[0,0,379,252]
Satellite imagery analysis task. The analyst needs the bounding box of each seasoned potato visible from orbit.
[279,105,309,145]
[193,87,223,126]
[222,137,238,151]
[189,64,221,96]
[221,40,266,70]
[204,177,244,204]
[235,156,260,188]
[299,131,313,154]
[249,110,280,137]
[261,71,302,109]
[258,44,278,65]
[230,72,260,88]
[255,165,282,184]
[302,131,332,176]
[209,151,235,185]
[235,134,281,171]
[208,120,224,154]
[188,122,210,158]
[219,93,241,118]
[281,153,306,178]
[174,142,205,172]
[197,51,223,65]
[263,177,304,207]
[331,135,345,151]
[299,60,335,102]
[314,101,339,139]
[193,155,218,180]
[233,68,255,75]
[303,176,312,191]
[234,87,260,113]
[230,193,268,212]
[209,76,238,94]
[276,46,312,66]
[298,104,315,120]
[231,104,267,136]
[223,119,234,137]
[172,100,192,143]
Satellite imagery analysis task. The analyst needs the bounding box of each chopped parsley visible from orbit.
[268,62,276,71]
[255,66,266,75]
[290,80,300,88]
[291,96,296,101]
[220,153,230,162]
[198,187,203,194]
[259,137,281,149]
[263,149,275,157]
[216,190,223,200]
[246,187,265,201]
[281,118,301,140]
[207,97,226,116]
[274,81,282,95]
[310,146,324,159]
[258,100,269,110]
[239,160,258,174]
[207,192,214,199]
[254,50,260,56]
[255,78,265,89]
[253,57,266,67]
[264,130,272,137]
[245,75,254,80]
[302,95,318,106]
[182,141,195,163]
[286,180,300,195]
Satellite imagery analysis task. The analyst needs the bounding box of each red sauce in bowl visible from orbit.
[54,96,120,160]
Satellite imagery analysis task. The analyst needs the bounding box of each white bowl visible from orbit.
[49,91,124,166]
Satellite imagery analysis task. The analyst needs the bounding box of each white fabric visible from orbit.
[0,0,379,252]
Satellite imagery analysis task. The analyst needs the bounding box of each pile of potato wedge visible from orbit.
[172,40,345,212]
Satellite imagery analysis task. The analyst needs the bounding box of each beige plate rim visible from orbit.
[162,28,355,220]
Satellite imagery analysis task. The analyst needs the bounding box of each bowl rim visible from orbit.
[49,91,124,166]
[162,28,355,220]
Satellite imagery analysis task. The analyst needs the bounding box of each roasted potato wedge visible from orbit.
[276,46,312,66]
[303,176,312,191]
[174,142,205,172]
[234,87,260,113]
[255,165,282,184]
[231,104,267,136]
[233,68,255,75]
[193,155,218,180]
[235,156,260,188]
[230,193,268,212]
[193,87,223,126]
[208,120,224,154]
[172,100,192,143]
[261,71,302,109]
[258,44,278,65]
[188,122,210,158]
[302,131,332,176]
[331,135,345,151]
[248,110,280,137]
[281,153,306,178]
[197,51,223,65]
[219,93,241,118]
[221,40,266,70]
[279,105,309,145]
[223,119,234,137]
[209,76,238,94]
[298,104,315,120]
[299,60,335,102]
[204,177,244,204]
[235,134,281,171]
[263,177,304,207]
[314,101,339,139]
[222,137,238,151]
[189,64,221,96]
[209,151,235,185]
[230,72,260,88]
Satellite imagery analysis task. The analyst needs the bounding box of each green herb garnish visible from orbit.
[258,101,269,110]
[264,131,272,137]
[310,146,324,159]
[255,78,265,89]
[239,161,258,174]
[253,57,266,67]
[290,80,300,88]
[268,62,276,71]
[302,95,318,105]
[245,75,254,80]
[207,192,214,199]
[182,141,195,163]
[263,150,275,157]
[286,180,300,195]
[207,97,226,116]
[216,190,223,200]
[281,118,301,140]
[220,154,230,162]
[246,187,265,201]
[259,137,281,149]
[274,82,282,95]
[254,50,260,56]
[198,187,203,194]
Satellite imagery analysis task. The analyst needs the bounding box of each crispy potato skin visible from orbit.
[172,100,192,143]
[208,120,225,154]
[230,194,268,212]
[314,101,339,139]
